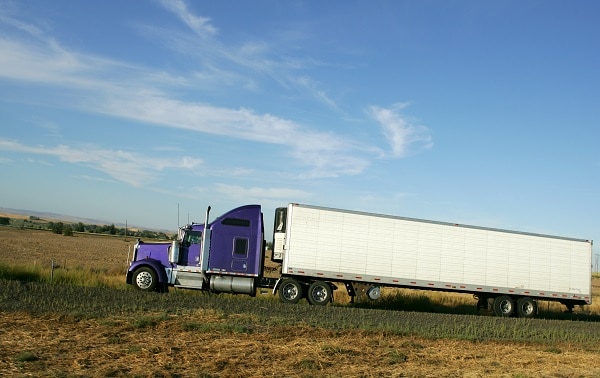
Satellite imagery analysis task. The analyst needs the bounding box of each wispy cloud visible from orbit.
[0,13,374,179]
[295,75,342,112]
[0,139,202,186]
[80,175,116,184]
[215,183,311,204]
[100,91,374,178]
[0,3,432,182]
[370,103,433,157]
[152,1,343,108]
[157,0,218,37]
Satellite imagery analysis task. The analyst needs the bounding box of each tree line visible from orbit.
[1,216,173,240]
[49,221,173,239]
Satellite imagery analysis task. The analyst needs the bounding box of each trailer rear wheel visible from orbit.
[279,278,302,304]
[493,295,515,317]
[516,297,537,318]
[307,281,332,306]
[132,267,158,292]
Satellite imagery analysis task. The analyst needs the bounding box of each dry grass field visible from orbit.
[0,226,132,274]
[2,226,600,377]
[3,310,600,378]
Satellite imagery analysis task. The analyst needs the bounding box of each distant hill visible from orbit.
[0,207,166,231]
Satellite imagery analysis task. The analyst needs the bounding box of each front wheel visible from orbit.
[307,281,332,306]
[132,267,158,292]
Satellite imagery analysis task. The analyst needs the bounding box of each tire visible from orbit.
[367,286,381,300]
[279,278,303,304]
[132,267,158,292]
[307,281,332,306]
[493,295,515,317]
[516,297,537,318]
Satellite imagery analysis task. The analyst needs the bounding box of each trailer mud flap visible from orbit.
[272,278,282,295]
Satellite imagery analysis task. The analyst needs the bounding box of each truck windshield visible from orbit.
[184,231,202,245]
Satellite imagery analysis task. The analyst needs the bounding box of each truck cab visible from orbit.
[126,205,266,295]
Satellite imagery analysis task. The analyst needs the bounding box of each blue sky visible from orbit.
[0,1,598,255]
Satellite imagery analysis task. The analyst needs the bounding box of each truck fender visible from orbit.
[127,259,168,285]
[271,277,283,296]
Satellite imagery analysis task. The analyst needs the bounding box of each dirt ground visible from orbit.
[2,226,600,377]
[2,311,600,378]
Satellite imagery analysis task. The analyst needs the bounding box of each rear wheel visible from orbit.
[493,295,515,317]
[307,281,332,306]
[516,297,537,318]
[279,278,303,304]
[132,267,158,292]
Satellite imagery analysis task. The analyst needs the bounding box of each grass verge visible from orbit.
[2,279,600,346]
[0,262,124,288]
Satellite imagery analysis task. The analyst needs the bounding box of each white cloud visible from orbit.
[0,35,371,178]
[296,76,341,112]
[215,183,311,204]
[0,26,375,178]
[80,175,116,184]
[152,1,342,107]
[99,91,375,178]
[0,4,432,182]
[26,158,53,166]
[158,0,218,37]
[230,168,254,176]
[370,103,433,157]
[0,139,202,186]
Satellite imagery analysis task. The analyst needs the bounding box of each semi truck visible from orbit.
[126,203,593,318]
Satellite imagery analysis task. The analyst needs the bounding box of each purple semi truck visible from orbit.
[126,205,276,296]
[126,203,592,317]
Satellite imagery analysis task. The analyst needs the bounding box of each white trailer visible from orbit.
[272,203,592,318]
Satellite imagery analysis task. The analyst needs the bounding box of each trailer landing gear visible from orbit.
[346,282,381,304]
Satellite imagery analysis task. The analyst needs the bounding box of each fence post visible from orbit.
[51,258,54,283]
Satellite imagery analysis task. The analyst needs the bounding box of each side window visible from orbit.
[184,231,202,245]
[233,237,249,258]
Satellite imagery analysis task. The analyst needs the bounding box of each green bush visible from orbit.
[15,352,39,362]
[49,222,64,234]
[62,225,73,236]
